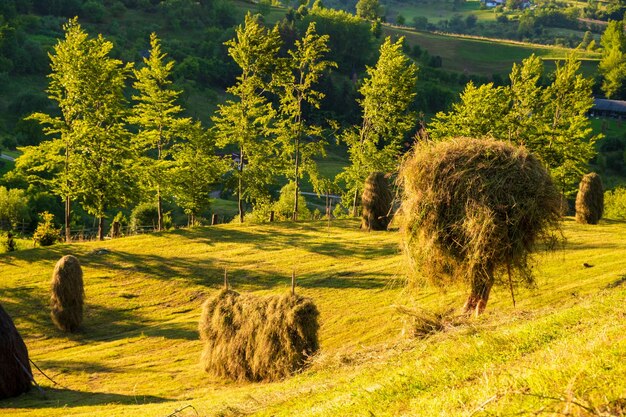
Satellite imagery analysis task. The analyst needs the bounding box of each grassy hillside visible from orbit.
[383,25,601,75]
[1,218,625,416]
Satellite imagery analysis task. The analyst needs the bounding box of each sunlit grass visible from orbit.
[1,218,625,416]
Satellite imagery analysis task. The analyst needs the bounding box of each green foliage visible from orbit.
[300,6,375,76]
[170,122,226,225]
[27,18,133,240]
[213,13,282,223]
[356,0,381,20]
[130,202,172,232]
[430,54,598,197]
[604,187,626,219]
[273,181,311,221]
[338,37,417,209]
[32,211,60,246]
[128,33,190,231]
[599,20,626,98]
[274,22,336,220]
[0,186,30,228]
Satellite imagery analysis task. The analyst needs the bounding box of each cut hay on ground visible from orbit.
[199,289,319,382]
[575,172,603,225]
[50,255,84,332]
[399,138,562,315]
[361,172,393,231]
[0,304,31,399]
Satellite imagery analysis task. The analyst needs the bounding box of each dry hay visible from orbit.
[361,172,394,230]
[50,255,84,332]
[199,289,319,382]
[575,172,603,225]
[0,304,31,398]
[399,138,562,315]
[396,306,459,339]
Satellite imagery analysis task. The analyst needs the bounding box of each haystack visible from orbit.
[399,138,562,316]
[361,172,393,230]
[199,289,319,382]
[575,172,603,225]
[50,255,84,332]
[0,304,32,398]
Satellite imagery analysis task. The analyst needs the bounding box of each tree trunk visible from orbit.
[157,186,163,232]
[463,269,495,317]
[65,195,71,243]
[352,188,359,217]
[97,216,104,241]
[238,147,244,223]
[293,134,300,221]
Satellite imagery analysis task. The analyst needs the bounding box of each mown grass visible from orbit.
[384,25,600,75]
[387,0,499,24]
[0,218,625,416]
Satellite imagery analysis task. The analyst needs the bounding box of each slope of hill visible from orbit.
[1,218,625,416]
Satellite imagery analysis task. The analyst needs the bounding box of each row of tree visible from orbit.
[17,14,418,240]
[16,10,599,241]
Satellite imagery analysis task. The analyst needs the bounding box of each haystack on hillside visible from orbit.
[575,172,603,224]
[0,304,32,398]
[199,289,319,382]
[399,138,562,316]
[50,255,84,332]
[361,172,393,230]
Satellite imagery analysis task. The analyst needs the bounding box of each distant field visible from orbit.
[384,26,601,75]
[387,0,499,23]
[1,218,625,416]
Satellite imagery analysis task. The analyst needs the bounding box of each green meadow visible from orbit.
[1,217,625,416]
[383,26,601,75]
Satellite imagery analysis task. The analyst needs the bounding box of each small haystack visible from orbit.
[199,289,319,382]
[0,304,32,398]
[50,255,84,332]
[361,172,393,230]
[399,138,562,316]
[575,172,604,225]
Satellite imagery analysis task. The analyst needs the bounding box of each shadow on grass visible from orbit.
[0,387,169,409]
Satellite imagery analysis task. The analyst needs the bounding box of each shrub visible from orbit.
[273,182,311,221]
[32,211,60,247]
[399,138,562,316]
[130,202,172,232]
[361,172,393,230]
[0,304,31,399]
[0,187,30,229]
[604,187,626,219]
[50,255,84,332]
[575,172,604,224]
[199,289,319,381]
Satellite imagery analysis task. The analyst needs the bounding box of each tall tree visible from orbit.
[28,18,131,241]
[71,33,132,240]
[128,33,190,231]
[275,22,336,220]
[337,36,417,215]
[599,19,626,98]
[429,54,599,197]
[212,13,282,223]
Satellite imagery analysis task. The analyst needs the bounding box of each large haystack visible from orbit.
[399,138,562,316]
[0,304,32,398]
[361,172,393,230]
[50,255,84,332]
[199,289,319,382]
[575,172,603,225]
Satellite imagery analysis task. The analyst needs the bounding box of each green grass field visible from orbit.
[1,217,625,416]
[383,26,601,75]
[387,0,499,24]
